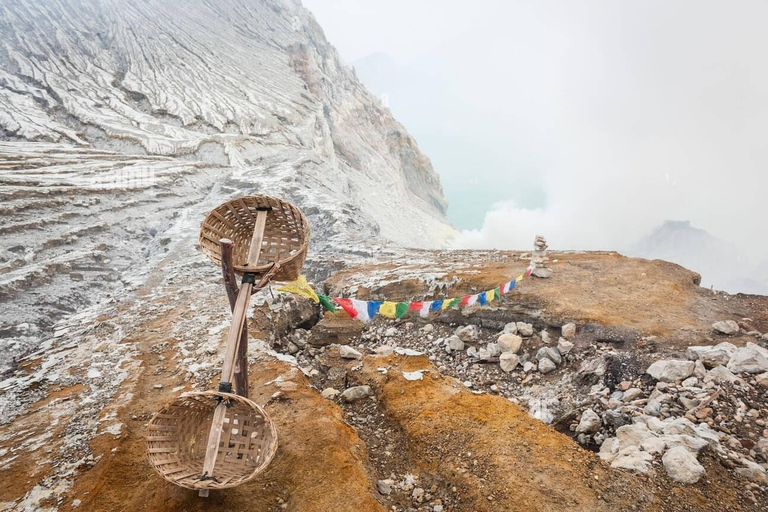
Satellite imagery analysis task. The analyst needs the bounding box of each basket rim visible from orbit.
[198,194,310,276]
[146,390,278,490]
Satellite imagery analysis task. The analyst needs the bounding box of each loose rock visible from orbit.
[576,409,602,434]
[539,358,556,374]
[662,446,705,484]
[712,320,740,335]
[499,352,520,372]
[497,333,523,354]
[646,360,695,383]
[341,385,372,402]
[561,323,576,339]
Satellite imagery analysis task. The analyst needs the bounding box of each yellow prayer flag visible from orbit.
[277,275,319,303]
[515,275,523,284]
[379,301,397,318]
[486,289,495,302]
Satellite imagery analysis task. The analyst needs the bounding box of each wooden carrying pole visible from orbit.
[219,239,248,398]
[200,209,269,496]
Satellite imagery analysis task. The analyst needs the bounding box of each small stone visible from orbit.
[516,322,534,337]
[557,338,574,355]
[539,358,556,374]
[412,487,425,503]
[681,377,698,388]
[536,346,561,365]
[446,335,465,352]
[497,333,523,354]
[72,500,82,509]
[662,446,705,484]
[339,345,362,359]
[341,385,372,402]
[499,352,520,372]
[540,330,551,343]
[377,479,394,495]
[755,372,768,387]
[384,327,397,337]
[374,345,394,356]
[576,409,602,434]
[523,361,536,373]
[321,388,339,399]
[455,324,479,342]
[617,380,633,391]
[622,388,644,401]
[611,448,653,473]
[153,384,163,389]
[421,324,434,333]
[712,320,740,335]
[486,343,502,357]
[561,323,576,339]
[735,460,768,485]
[502,322,518,335]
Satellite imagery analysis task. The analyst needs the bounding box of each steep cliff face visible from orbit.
[0,0,454,373]
[0,0,451,243]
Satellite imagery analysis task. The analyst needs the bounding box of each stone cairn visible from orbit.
[531,235,553,278]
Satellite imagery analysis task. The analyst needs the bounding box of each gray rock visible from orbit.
[321,388,339,399]
[540,330,551,343]
[561,323,576,339]
[557,338,574,355]
[727,344,768,374]
[681,376,699,388]
[735,460,768,485]
[486,343,502,358]
[446,335,465,352]
[662,446,705,484]
[341,385,372,402]
[420,324,434,333]
[502,322,518,335]
[455,324,479,342]
[374,345,394,356]
[576,409,601,434]
[611,448,654,473]
[646,360,695,382]
[377,479,394,495]
[644,392,672,416]
[339,345,362,359]
[576,357,606,385]
[384,327,397,337]
[622,388,644,402]
[603,410,633,429]
[755,372,768,387]
[693,359,706,378]
[704,365,740,383]
[516,322,534,337]
[599,437,619,462]
[615,423,655,451]
[539,358,556,374]
[536,346,562,366]
[497,333,523,354]
[499,352,520,372]
[523,361,536,373]
[712,320,740,335]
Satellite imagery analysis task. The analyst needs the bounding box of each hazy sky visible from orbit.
[303,0,766,262]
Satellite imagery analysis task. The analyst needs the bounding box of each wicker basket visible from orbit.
[199,195,310,281]
[146,391,278,490]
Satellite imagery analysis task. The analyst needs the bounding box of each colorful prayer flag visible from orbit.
[277,275,319,302]
[380,301,398,318]
[351,299,371,322]
[318,294,336,314]
[334,298,356,319]
[367,301,382,319]
[395,302,409,319]
[419,301,433,317]
[478,292,487,306]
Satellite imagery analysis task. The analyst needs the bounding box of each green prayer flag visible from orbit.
[318,294,337,314]
[395,302,409,319]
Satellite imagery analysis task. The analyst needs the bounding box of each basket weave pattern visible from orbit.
[146,392,278,490]
[199,195,309,281]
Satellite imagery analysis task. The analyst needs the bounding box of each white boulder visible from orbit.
[499,352,520,372]
[575,409,602,434]
[712,320,740,335]
[497,333,523,354]
[727,344,768,374]
[662,446,705,484]
[646,360,695,382]
[561,323,576,339]
[516,322,534,337]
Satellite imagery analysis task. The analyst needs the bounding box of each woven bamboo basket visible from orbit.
[146,391,278,490]
[199,195,309,281]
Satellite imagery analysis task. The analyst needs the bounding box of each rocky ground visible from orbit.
[2,247,767,511]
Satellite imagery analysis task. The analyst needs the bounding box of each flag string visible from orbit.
[277,265,535,323]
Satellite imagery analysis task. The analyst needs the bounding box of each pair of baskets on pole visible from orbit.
[146,195,310,494]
